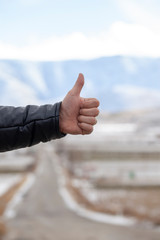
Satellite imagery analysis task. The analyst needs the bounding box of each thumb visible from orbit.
[71,73,84,96]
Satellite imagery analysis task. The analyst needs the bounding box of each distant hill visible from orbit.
[0,56,160,112]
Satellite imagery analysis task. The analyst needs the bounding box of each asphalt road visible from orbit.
[3,144,160,240]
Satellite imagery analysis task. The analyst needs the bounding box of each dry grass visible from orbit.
[67,183,160,224]
[64,169,116,215]
[64,168,160,225]
[0,175,27,237]
[0,221,6,239]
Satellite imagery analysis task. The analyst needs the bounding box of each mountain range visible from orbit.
[0,56,160,112]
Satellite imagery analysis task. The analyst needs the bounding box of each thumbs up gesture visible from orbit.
[59,73,99,135]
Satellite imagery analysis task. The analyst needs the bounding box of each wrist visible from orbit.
[59,102,66,134]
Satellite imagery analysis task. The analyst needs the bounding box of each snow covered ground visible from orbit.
[0,174,23,197]
[0,147,37,220]
[54,111,160,225]
[0,150,35,172]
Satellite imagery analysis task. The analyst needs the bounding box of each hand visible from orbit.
[59,73,99,135]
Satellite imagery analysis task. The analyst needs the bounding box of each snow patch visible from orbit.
[4,174,35,219]
[52,157,136,226]
[0,175,23,197]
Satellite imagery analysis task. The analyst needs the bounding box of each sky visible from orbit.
[0,0,160,61]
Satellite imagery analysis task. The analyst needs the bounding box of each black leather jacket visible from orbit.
[0,102,65,152]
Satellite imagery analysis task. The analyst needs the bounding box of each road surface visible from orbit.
[3,144,160,240]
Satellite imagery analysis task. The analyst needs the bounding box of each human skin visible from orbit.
[59,73,100,135]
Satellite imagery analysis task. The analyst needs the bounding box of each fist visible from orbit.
[59,73,99,135]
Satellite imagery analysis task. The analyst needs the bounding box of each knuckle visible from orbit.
[91,117,97,125]
[96,99,100,107]
[94,108,99,116]
[94,99,100,107]
[93,98,100,107]
[79,109,84,115]
[78,115,83,122]
[94,118,97,125]
[89,126,93,133]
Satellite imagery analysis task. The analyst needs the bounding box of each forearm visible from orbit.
[0,102,65,152]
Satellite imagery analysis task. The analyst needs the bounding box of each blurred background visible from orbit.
[0,0,160,239]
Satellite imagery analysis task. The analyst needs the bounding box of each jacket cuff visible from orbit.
[55,102,67,138]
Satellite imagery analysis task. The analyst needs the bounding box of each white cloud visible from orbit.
[116,0,160,29]
[0,21,160,61]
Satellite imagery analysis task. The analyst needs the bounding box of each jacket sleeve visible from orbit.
[0,102,66,152]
